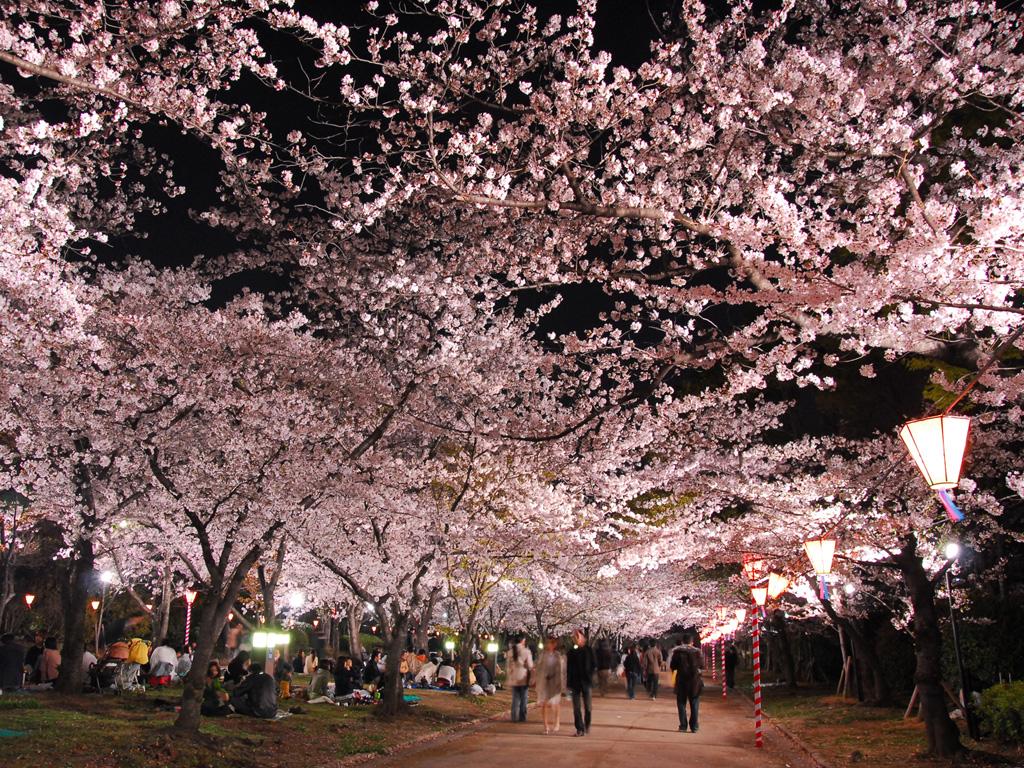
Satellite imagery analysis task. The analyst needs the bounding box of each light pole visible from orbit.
[944,543,980,740]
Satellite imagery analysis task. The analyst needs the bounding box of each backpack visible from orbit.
[127,638,150,665]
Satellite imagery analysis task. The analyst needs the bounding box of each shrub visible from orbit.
[979,682,1024,745]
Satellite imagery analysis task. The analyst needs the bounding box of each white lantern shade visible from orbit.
[751,586,768,606]
[767,572,790,599]
[803,540,836,576]
[899,415,971,490]
[252,632,268,648]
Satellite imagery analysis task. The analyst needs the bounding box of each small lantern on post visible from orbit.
[24,594,35,609]
[750,586,766,748]
[90,599,100,611]
[804,540,836,599]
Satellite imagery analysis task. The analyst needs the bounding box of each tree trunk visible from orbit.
[413,587,440,653]
[347,599,363,658]
[174,578,247,732]
[816,584,893,705]
[458,608,479,696]
[898,534,964,758]
[771,609,799,691]
[377,608,410,717]
[54,536,94,694]
[257,538,286,626]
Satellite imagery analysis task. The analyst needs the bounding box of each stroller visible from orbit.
[91,641,145,694]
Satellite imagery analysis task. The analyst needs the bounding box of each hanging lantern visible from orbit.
[804,539,836,599]
[742,553,765,582]
[24,594,35,608]
[751,586,768,607]
[899,415,971,490]
[767,572,790,599]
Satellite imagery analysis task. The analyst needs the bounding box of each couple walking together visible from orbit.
[506,629,595,737]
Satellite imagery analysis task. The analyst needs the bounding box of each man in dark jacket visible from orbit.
[229,662,278,718]
[670,634,704,733]
[0,634,26,691]
[566,629,596,737]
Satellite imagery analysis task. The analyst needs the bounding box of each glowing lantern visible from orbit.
[742,553,765,582]
[24,594,35,608]
[751,586,768,607]
[312,619,319,628]
[804,539,836,599]
[899,415,971,490]
[715,606,729,621]
[91,599,100,610]
[183,589,198,645]
[767,572,790,599]
[735,608,747,623]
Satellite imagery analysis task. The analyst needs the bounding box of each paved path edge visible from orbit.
[733,690,831,768]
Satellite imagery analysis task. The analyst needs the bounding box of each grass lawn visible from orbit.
[0,678,510,768]
[736,673,1010,767]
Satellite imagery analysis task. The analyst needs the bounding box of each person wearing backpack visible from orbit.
[669,633,704,733]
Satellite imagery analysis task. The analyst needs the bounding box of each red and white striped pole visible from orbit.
[722,636,727,698]
[712,637,717,683]
[753,599,763,748]
[184,589,197,646]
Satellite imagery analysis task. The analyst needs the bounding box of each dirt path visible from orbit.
[357,673,817,768]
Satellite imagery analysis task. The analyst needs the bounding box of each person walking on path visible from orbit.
[506,635,534,723]
[642,642,664,699]
[622,645,642,700]
[567,629,596,737]
[724,643,738,689]
[536,637,566,734]
[670,633,704,733]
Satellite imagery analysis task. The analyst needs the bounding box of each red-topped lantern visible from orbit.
[751,586,768,607]
[804,539,836,599]
[742,553,765,582]
[183,589,198,645]
[91,599,100,611]
[899,415,971,490]
[24,594,35,609]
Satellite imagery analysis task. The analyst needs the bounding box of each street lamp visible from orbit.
[751,583,766,748]
[24,594,35,609]
[944,544,980,740]
[445,639,455,662]
[91,599,100,611]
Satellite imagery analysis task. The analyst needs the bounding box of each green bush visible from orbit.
[979,682,1024,744]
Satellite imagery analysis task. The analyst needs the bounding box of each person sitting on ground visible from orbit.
[362,647,383,688]
[229,662,278,719]
[24,632,45,684]
[307,660,333,702]
[334,656,358,699]
[224,650,250,689]
[414,655,439,687]
[472,658,492,690]
[303,650,317,676]
[175,646,193,681]
[274,649,293,699]
[202,661,232,717]
[406,648,425,682]
[0,633,26,692]
[40,636,61,684]
[148,642,178,679]
[436,661,457,689]
[82,643,98,676]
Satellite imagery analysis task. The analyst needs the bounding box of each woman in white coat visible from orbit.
[535,637,567,734]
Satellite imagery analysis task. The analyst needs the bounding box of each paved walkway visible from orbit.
[361,673,815,768]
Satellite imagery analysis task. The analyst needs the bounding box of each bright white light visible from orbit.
[444,640,455,650]
[289,592,304,609]
[945,542,961,560]
[486,643,498,653]
[844,583,856,595]
[100,571,115,584]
